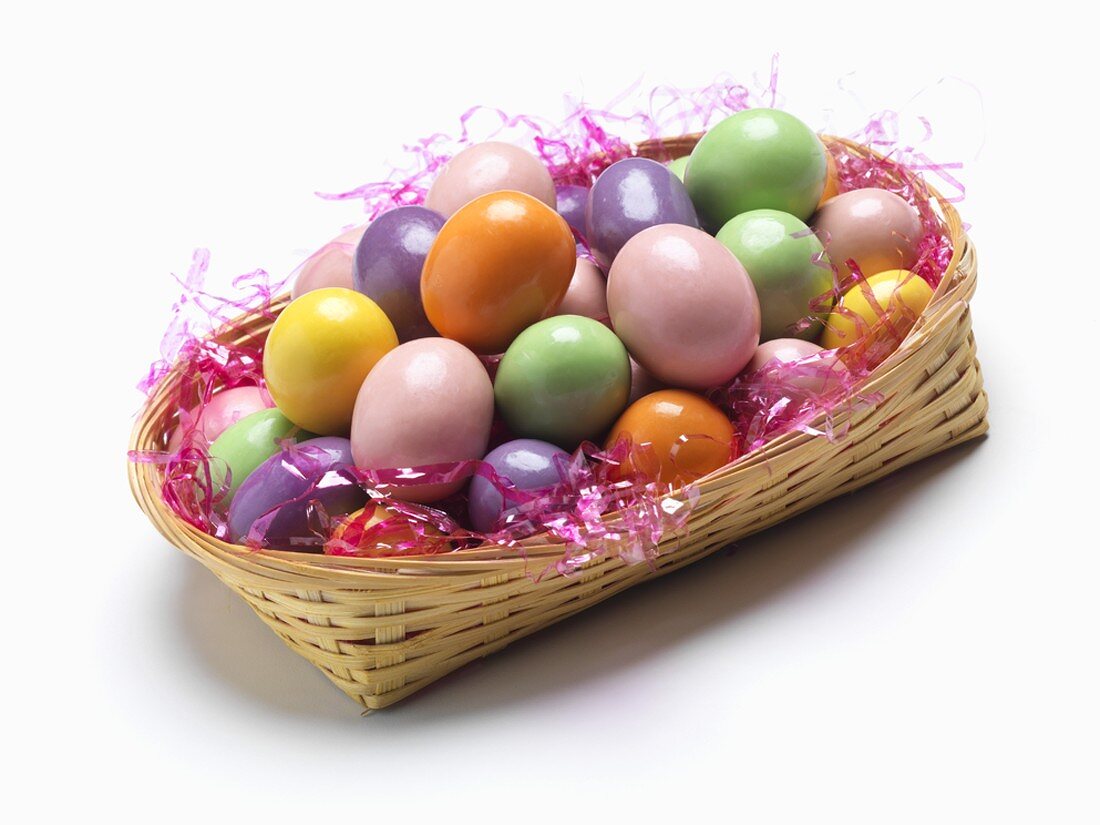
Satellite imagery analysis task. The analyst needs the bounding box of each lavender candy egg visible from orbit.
[586,157,699,270]
[352,206,445,342]
[556,184,589,239]
[468,439,569,533]
[228,437,366,550]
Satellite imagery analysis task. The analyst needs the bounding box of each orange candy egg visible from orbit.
[420,190,577,354]
[818,147,839,207]
[606,389,736,487]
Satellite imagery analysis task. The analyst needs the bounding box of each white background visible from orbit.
[4,2,1097,822]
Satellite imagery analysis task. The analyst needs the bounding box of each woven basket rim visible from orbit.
[128,133,975,575]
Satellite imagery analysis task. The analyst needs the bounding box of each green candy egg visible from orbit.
[495,315,631,449]
[667,155,690,182]
[716,209,835,342]
[208,407,311,499]
[686,109,827,229]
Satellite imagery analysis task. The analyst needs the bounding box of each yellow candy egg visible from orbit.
[821,269,933,350]
[263,288,397,435]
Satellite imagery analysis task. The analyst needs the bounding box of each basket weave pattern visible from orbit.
[129,135,988,710]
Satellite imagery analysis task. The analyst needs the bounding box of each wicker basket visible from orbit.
[128,134,987,711]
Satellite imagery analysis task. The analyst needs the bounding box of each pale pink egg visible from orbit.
[746,338,824,372]
[607,225,760,389]
[350,338,494,503]
[812,189,922,281]
[424,142,556,218]
[627,357,665,404]
[167,385,272,453]
[290,224,366,299]
[556,258,609,323]
[744,338,849,395]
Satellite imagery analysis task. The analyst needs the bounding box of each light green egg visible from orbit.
[207,407,312,499]
[667,156,690,182]
[716,209,834,342]
[494,315,630,449]
[686,108,827,229]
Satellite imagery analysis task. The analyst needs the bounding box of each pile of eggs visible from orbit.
[183,108,935,550]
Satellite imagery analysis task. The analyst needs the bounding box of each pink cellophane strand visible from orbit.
[129,249,289,538]
[314,67,782,217]
[325,438,699,577]
[131,68,963,566]
[832,109,961,290]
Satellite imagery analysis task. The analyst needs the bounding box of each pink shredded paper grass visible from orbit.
[130,71,963,568]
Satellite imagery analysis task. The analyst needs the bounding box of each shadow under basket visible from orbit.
[128,134,988,712]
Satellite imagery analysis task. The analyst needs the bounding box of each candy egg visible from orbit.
[352,206,444,342]
[328,504,449,556]
[425,141,556,218]
[555,258,608,322]
[746,338,824,371]
[606,389,736,487]
[494,315,630,449]
[555,184,589,238]
[607,225,760,389]
[208,408,312,499]
[291,224,366,299]
[263,288,398,435]
[421,191,576,354]
[586,157,699,269]
[668,156,690,182]
[350,338,494,503]
[744,338,848,395]
[628,357,665,404]
[821,269,933,350]
[818,147,840,207]
[227,437,366,549]
[467,439,570,533]
[686,109,827,228]
[715,209,834,342]
[812,188,923,280]
[167,385,271,453]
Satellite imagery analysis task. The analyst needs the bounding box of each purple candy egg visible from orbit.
[468,438,569,533]
[586,157,699,269]
[556,184,589,239]
[353,206,445,342]
[228,436,367,550]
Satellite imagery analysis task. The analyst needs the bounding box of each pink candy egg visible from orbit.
[167,385,272,452]
[607,225,761,389]
[350,338,494,503]
[627,357,665,404]
[811,189,922,280]
[290,224,367,299]
[745,338,848,395]
[425,142,556,218]
[746,338,824,372]
[555,258,609,323]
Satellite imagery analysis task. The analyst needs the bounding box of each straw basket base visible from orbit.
[133,328,986,712]
[129,135,986,711]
